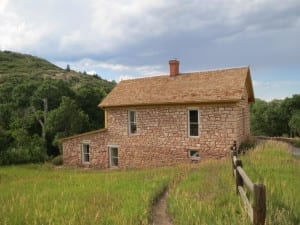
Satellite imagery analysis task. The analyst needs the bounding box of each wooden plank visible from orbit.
[233,156,237,165]
[238,186,253,222]
[237,166,254,193]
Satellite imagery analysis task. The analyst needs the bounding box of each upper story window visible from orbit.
[128,110,137,134]
[188,109,199,137]
[81,143,90,164]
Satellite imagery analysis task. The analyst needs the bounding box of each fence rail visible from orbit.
[231,141,266,225]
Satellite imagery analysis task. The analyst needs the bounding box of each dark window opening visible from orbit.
[189,109,199,136]
[129,110,137,134]
[82,143,90,163]
[188,150,200,158]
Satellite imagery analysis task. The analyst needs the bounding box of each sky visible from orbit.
[0,0,299,101]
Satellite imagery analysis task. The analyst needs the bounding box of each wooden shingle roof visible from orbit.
[99,67,254,108]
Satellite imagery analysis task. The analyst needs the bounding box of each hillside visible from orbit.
[0,50,116,93]
[0,50,63,75]
[0,50,116,160]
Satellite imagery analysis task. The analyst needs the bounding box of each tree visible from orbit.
[250,99,268,135]
[66,64,71,72]
[47,97,89,151]
[75,85,106,129]
[263,100,287,136]
[289,110,300,136]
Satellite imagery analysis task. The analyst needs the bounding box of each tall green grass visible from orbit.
[168,160,250,225]
[0,165,183,225]
[242,141,300,225]
[168,141,300,225]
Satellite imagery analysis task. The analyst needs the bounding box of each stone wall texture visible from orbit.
[62,88,251,169]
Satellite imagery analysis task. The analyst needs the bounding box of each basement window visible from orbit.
[188,109,199,137]
[128,110,137,134]
[188,150,200,159]
[81,143,90,164]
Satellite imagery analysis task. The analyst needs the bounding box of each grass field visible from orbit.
[168,141,300,225]
[0,141,299,225]
[0,165,185,225]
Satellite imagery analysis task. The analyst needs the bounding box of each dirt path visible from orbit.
[152,189,173,225]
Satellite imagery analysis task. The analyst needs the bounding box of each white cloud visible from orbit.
[1,0,300,57]
[1,0,300,101]
[117,75,135,82]
[54,58,164,81]
[253,79,300,101]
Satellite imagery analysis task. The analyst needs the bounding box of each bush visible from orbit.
[239,138,257,153]
[52,155,63,166]
[0,146,47,165]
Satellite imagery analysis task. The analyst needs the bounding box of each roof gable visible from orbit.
[99,67,254,108]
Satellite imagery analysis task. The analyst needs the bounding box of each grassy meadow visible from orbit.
[168,141,300,225]
[0,141,299,225]
[0,165,185,225]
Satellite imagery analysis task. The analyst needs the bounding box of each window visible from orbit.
[188,109,199,137]
[109,146,119,167]
[82,143,90,163]
[128,110,137,134]
[188,150,200,159]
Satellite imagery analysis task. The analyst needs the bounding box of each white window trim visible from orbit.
[188,149,200,160]
[81,143,90,164]
[188,108,200,138]
[128,110,137,135]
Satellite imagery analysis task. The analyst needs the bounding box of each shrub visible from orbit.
[239,138,257,153]
[0,147,47,165]
[52,155,63,166]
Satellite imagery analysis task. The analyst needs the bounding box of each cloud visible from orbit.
[1,0,300,100]
[1,0,300,62]
[54,58,164,81]
[0,1,44,50]
[253,80,300,101]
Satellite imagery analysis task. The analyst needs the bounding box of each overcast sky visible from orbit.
[1,0,299,100]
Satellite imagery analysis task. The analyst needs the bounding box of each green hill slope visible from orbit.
[0,50,63,75]
[0,50,115,92]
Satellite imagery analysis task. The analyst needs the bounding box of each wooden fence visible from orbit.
[231,141,266,225]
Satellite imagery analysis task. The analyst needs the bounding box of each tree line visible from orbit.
[250,94,300,137]
[0,74,115,164]
[0,71,299,165]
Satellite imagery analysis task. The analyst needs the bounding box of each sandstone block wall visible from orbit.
[62,97,251,168]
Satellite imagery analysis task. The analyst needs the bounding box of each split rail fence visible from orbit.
[231,141,266,225]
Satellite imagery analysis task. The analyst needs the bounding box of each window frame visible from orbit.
[188,149,200,160]
[128,110,137,134]
[108,145,119,168]
[81,142,90,164]
[188,108,200,137]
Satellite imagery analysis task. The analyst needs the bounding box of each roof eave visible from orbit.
[99,99,240,109]
[245,67,255,103]
[59,128,108,142]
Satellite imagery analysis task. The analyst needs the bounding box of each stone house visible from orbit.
[61,60,254,168]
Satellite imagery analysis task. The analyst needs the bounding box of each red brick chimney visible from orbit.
[169,59,179,76]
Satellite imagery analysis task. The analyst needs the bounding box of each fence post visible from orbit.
[231,152,236,177]
[235,159,243,194]
[231,141,237,177]
[231,140,237,156]
[253,184,266,225]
